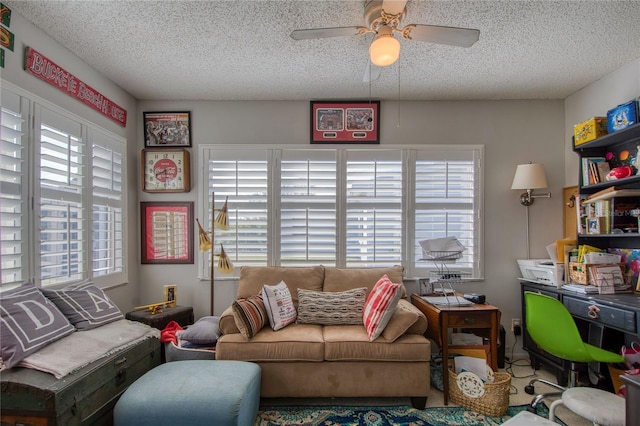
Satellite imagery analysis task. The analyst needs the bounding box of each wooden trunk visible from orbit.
[1,337,161,426]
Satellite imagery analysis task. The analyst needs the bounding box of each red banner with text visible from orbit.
[24,47,127,126]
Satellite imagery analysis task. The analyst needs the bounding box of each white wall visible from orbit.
[137,99,566,356]
[1,11,140,311]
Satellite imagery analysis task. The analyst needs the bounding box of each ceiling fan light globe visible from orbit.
[369,35,400,66]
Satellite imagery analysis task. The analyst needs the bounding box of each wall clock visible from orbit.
[142,148,190,192]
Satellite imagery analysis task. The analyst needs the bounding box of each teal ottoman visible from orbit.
[114,360,261,426]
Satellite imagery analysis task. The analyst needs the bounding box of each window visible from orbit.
[0,84,126,290]
[0,89,29,286]
[199,145,483,279]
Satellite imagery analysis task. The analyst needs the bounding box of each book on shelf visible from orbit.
[581,157,607,185]
[583,188,640,203]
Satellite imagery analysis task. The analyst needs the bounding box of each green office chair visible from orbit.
[523,291,625,413]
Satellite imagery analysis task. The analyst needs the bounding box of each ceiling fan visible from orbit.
[290,0,480,82]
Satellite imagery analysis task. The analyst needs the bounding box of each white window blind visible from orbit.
[0,88,28,287]
[413,148,481,275]
[37,107,85,286]
[345,150,403,267]
[0,83,128,291]
[204,149,269,276]
[280,150,337,266]
[92,129,124,278]
[200,145,483,279]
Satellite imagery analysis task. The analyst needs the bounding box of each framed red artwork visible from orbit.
[141,202,194,264]
[310,100,380,144]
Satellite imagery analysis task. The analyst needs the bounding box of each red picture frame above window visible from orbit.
[310,101,380,144]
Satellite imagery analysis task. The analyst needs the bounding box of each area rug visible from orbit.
[256,403,557,425]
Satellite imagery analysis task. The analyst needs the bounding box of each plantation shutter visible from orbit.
[205,149,269,276]
[280,150,337,266]
[91,130,125,280]
[37,106,86,286]
[345,150,403,267]
[413,148,481,275]
[0,89,29,287]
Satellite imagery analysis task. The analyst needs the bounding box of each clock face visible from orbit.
[142,149,190,192]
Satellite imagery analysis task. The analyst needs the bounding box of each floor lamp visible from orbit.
[511,163,551,259]
[196,192,234,316]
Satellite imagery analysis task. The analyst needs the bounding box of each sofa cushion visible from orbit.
[296,288,366,325]
[363,275,403,341]
[42,279,124,330]
[232,295,268,339]
[323,266,406,297]
[237,266,324,309]
[261,281,297,331]
[216,324,324,362]
[381,299,426,342]
[323,325,431,362]
[1,284,76,369]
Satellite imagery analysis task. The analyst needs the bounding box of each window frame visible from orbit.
[0,82,128,290]
[198,144,484,281]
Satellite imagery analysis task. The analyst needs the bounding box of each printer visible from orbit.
[517,259,564,287]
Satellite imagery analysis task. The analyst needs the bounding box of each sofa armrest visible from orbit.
[219,306,240,335]
[381,299,428,342]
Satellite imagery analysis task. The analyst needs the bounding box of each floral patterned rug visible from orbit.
[255,403,557,425]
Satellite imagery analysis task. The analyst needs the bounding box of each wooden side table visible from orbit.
[410,294,501,405]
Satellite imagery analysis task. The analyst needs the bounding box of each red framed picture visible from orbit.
[141,202,194,264]
[310,101,380,144]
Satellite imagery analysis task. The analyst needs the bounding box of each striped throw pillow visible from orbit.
[232,295,268,339]
[363,274,403,341]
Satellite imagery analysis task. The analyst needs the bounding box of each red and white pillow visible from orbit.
[363,274,403,341]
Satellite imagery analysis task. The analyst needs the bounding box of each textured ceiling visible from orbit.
[7,0,640,101]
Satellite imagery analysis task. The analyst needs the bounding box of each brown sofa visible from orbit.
[216,265,431,408]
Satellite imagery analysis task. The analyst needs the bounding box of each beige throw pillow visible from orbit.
[261,281,297,331]
[296,287,367,325]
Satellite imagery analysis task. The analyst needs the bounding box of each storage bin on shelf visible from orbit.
[448,369,511,416]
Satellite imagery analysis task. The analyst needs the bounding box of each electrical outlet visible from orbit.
[511,319,521,333]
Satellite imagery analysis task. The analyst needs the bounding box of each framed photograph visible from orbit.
[143,111,192,147]
[310,101,380,144]
[164,285,177,307]
[141,202,194,264]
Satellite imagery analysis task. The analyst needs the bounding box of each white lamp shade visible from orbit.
[370,34,400,67]
[511,163,548,190]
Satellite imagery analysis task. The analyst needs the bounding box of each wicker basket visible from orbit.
[448,369,511,416]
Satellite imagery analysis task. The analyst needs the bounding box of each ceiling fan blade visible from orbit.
[363,61,381,83]
[403,24,480,47]
[290,26,368,40]
[382,0,408,16]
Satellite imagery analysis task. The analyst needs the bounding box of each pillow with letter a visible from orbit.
[42,280,123,330]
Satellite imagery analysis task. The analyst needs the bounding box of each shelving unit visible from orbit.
[574,122,640,250]
[520,120,640,384]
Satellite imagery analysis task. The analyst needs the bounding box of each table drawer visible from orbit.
[563,296,636,334]
[447,311,493,327]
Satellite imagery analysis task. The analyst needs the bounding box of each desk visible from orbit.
[520,281,640,385]
[410,294,500,405]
